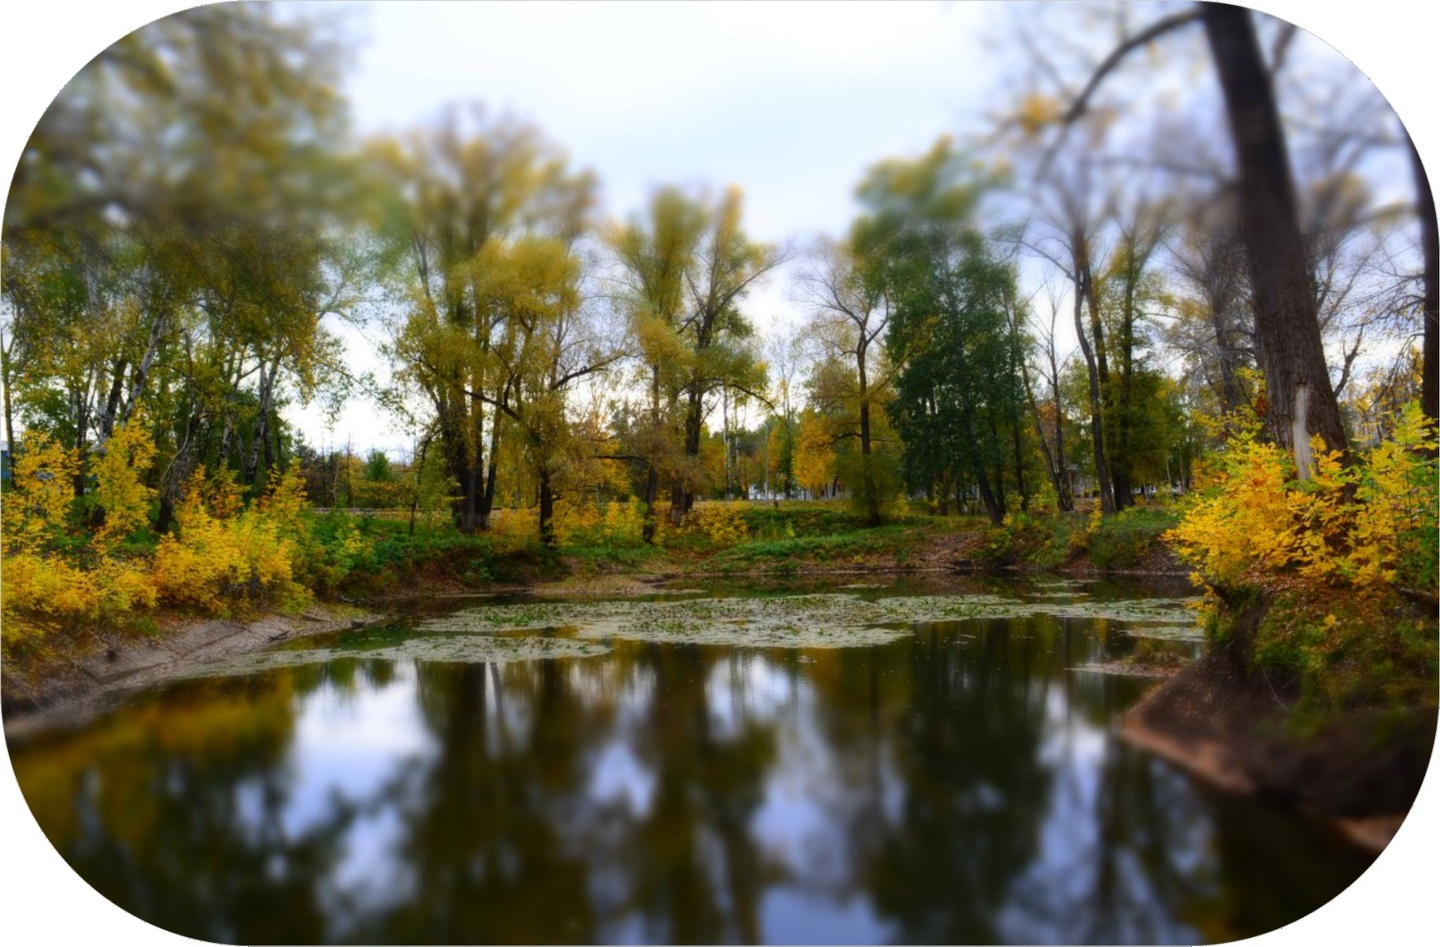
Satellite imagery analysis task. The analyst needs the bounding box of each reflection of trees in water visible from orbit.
[13,617,1376,944]
[859,620,1054,943]
[354,644,780,944]
[619,642,780,944]
[357,659,610,943]
[12,670,352,943]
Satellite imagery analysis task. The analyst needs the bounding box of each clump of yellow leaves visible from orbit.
[675,503,750,547]
[2,419,322,656]
[152,466,309,612]
[1166,401,1438,596]
[552,496,646,547]
[2,425,161,651]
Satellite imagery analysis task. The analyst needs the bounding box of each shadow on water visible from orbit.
[8,584,1373,944]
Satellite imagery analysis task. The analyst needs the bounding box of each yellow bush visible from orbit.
[602,497,646,545]
[1,434,81,554]
[92,414,158,551]
[552,497,602,546]
[552,496,646,547]
[152,469,308,612]
[1166,401,1438,596]
[488,507,539,549]
[676,503,750,546]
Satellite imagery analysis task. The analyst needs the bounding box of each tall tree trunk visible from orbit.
[1111,281,1138,510]
[1011,413,1029,513]
[442,414,480,535]
[672,388,703,523]
[1202,4,1349,470]
[1049,348,1073,512]
[98,358,128,442]
[1072,268,1114,512]
[1407,131,1439,432]
[244,360,279,488]
[0,326,16,465]
[71,390,88,500]
[642,464,661,542]
[973,466,1005,526]
[480,419,500,531]
[857,338,881,526]
[538,467,557,547]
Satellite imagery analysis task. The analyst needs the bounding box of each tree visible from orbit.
[611,185,778,526]
[2,2,360,528]
[1035,3,1358,473]
[762,322,806,500]
[609,187,706,539]
[668,187,779,522]
[380,107,596,533]
[1024,280,1076,512]
[856,140,1027,525]
[456,237,616,545]
[797,238,895,525]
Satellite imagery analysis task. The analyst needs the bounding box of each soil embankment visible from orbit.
[2,604,377,741]
[1120,651,1436,853]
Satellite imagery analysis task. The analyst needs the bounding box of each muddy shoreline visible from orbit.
[1117,653,1433,854]
[2,604,379,743]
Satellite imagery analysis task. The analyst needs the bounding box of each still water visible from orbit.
[8,580,1374,944]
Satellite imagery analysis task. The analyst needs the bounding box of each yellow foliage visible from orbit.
[92,413,158,551]
[2,434,81,554]
[2,553,102,624]
[152,468,309,613]
[1166,402,1438,596]
[1016,93,1061,137]
[257,465,311,540]
[603,497,646,545]
[488,507,539,549]
[552,496,646,547]
[676,503,750,546]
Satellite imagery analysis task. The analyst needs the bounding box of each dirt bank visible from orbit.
[2,604,378,742]
[1119,651,1435,853]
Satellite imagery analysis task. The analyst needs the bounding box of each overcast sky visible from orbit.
[1,5,1438,944]
[3,1,1434,459]
[319,0,1006,455]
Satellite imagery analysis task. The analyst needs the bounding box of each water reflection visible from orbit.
[10,604,1373,944]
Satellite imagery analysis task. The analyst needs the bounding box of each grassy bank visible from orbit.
[970,504,1182,573]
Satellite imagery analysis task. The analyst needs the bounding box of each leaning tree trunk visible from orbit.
[1202,4,1349,471]
[1407,131,1438,432]
[1072,269,1114,512]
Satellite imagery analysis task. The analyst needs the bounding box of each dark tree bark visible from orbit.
[1408,132,1439,431]
[1071,262,1114,512]
[1202,4,1349,470]
[538,468,557,547]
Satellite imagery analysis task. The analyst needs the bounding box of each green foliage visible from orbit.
[976,511,1067,568]
[974,506,1177,571]
[853,139,1027,524]
[1251,590,1437,722]
[1087,507,1177,569]
[836,450,904,523]
[715,524,918,572]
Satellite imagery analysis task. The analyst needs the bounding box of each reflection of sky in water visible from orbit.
[999,686,1212,944]
[16,598,1377,945]
[589,742,655,816]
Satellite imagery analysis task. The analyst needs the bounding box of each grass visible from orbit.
[714,524,919,572]
[975,504,1180,571]
[308,499,1180,596]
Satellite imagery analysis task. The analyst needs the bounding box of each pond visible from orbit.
[7,578,1375,944]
